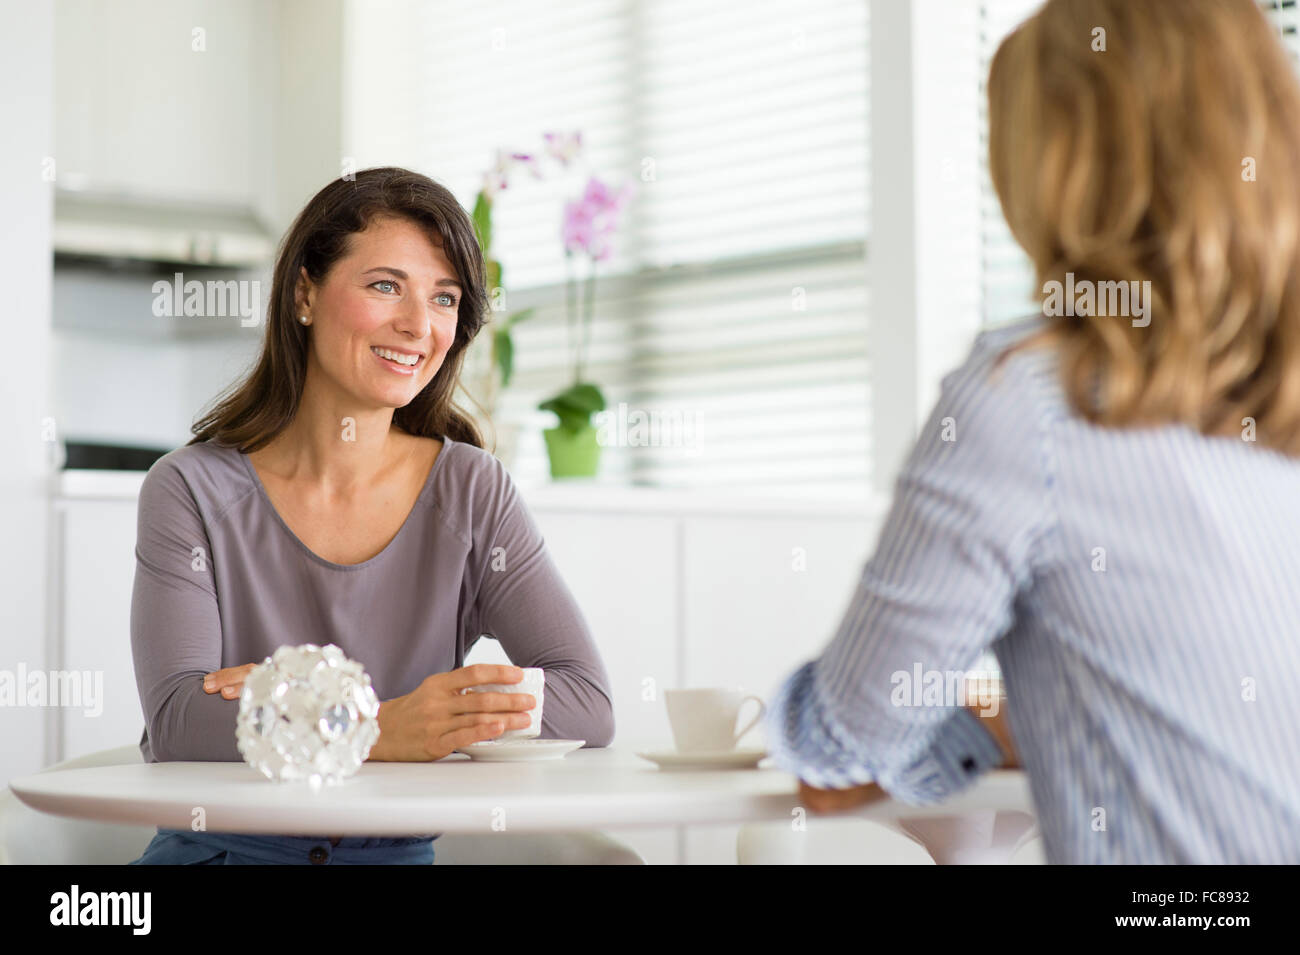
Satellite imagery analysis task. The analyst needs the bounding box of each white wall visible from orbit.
[272,0,346,233]
[46,0,345,452]
[0,0,55,777]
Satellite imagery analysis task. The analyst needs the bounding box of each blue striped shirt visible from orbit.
[764,314,1300,863]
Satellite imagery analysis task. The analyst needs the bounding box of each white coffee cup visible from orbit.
[665,687,766,753]
[466,667,544,740]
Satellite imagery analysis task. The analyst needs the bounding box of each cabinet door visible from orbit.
[59,498,144,760]
[468,511,680,752]
[54,0,269,205]
[682,514,878,715]
[466,510,681,865]
[680,513,878,864]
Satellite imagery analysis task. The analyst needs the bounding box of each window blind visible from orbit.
[1262,0,1300,58]
[342,0,871,501]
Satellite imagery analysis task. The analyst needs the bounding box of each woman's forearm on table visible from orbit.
[146,676,242,761]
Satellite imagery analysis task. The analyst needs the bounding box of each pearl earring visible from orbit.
[299,315,310,325]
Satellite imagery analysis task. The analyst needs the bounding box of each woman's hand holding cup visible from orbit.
[369,664,537,761]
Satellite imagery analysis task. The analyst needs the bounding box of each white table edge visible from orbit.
[8,760,1036,836]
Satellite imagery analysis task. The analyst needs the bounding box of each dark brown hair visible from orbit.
[189,167,487,451]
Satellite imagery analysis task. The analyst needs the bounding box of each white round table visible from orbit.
[8,748,1038,863]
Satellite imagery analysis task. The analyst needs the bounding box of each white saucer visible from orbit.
[455,738,586,761]
[635,748,767,770]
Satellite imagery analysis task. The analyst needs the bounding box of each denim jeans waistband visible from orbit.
[156,828,437,865]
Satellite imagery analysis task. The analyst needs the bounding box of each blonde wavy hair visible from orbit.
[991,0,1300,453]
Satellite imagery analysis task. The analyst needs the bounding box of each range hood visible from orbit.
[53,188,276,268]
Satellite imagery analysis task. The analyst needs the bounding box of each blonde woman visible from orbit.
[766,0,1300,863]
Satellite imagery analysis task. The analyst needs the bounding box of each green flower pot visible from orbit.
[543,423,601,478]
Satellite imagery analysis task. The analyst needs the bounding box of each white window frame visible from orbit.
[867,0,984,497]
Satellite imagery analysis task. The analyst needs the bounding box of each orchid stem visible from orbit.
[564,252,576,386]
[579,261,595,383]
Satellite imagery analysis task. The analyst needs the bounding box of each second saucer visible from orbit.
[635,748,767,770]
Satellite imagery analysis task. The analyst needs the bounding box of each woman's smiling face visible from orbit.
[296,214,462,411]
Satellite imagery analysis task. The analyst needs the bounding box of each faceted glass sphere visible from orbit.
[235,643,381,790]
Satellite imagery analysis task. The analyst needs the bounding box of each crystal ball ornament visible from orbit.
[235,644,380,791]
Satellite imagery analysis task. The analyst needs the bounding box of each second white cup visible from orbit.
[665,687,766,753]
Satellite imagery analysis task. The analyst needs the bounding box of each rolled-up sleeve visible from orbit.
[764,327,1057,805]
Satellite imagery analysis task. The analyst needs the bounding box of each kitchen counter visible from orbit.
[54,467,888,519]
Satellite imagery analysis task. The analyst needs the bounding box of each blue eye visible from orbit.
[372,280,398,293]
[435,292,458,307]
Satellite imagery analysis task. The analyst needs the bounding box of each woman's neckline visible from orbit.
[235,434,451,571]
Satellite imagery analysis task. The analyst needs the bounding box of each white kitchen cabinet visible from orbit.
[468,510,681,865]
[682,515,876,700]
[679,514,876,865]
[459,511,682,751]
[529,511,680,750]
[54,0,274,211]
[57,497,144,761]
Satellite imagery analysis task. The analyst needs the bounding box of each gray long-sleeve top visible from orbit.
[130,435,615,763]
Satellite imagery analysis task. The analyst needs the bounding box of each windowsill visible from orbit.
[518,480,887,519]
[53,467,889,519]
